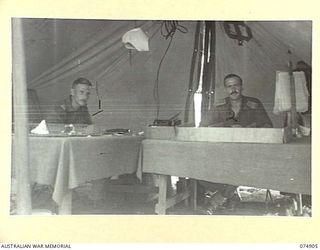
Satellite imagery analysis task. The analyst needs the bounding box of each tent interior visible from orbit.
[12,19,312,215]
[19,19,312,130]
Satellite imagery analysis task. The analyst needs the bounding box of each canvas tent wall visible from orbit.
[21,19,196,131]
[214,21,311,127]
[18,19,312,130]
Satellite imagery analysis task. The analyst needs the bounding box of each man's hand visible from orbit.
[208,122,225,127]
[245,122,257,128]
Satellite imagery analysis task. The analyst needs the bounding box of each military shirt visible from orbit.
[48,96,92,125]
[200,96,273,128]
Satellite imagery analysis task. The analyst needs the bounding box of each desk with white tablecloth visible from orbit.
[12,134,143,214]
[139,136,311,214]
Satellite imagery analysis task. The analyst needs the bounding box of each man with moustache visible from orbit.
[199,74,273,213]
[201,73,273,128]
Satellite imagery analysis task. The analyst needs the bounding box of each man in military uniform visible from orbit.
[201,74,272,128]
[199,74,273,213]
[31,77,93,212]
[49,77,93,125]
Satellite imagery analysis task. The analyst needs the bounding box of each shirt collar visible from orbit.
[63,96,83,112]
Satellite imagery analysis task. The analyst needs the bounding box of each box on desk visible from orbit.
[146,126,292,144]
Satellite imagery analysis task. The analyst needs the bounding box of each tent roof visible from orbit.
[20,19,312,129]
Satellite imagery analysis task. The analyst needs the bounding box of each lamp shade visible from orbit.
[122,27,149,51]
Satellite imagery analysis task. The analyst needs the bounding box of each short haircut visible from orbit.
[224,74,243,86]
[72,77,92,88]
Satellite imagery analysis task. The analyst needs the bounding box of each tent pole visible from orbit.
[201,21,216,115]
[183,21,201,124]
[12,18,32,214]
[200,22,210,116]
[208,21,216,110]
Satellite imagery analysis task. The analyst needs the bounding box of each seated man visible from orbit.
[49,77,93,125]
[32,77,95,212]
[199,73,273,212]
[201,74,273,128]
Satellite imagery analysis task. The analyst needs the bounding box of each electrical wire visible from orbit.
[153,35,174,120]
[154,21,188,120]
[160,21,188,39]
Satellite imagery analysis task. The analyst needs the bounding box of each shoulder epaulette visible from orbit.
[247,100,259,109]
[215,98,227,106]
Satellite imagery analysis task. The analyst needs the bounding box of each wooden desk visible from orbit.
[12,134,143,214]
[139,137,311,214]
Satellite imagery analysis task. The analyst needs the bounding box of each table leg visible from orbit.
[155,175,168,215]
[190,179,197,211]
[177,178,189,207]
[59,190,73,215]
[297,193,303,215]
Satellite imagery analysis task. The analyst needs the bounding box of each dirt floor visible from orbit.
[11,177,312,216]
[70,178,312,216]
